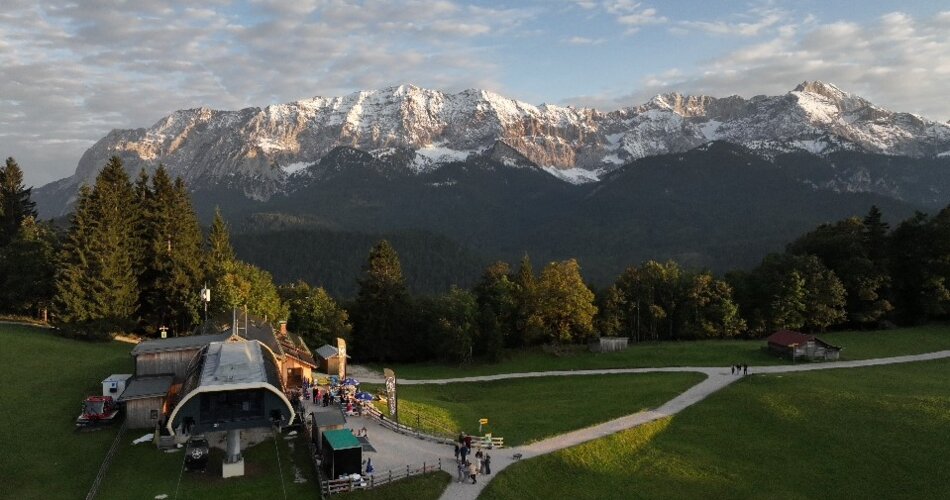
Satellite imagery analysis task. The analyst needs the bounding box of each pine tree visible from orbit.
[0,157,37,246]
[511,254,539,347]
[0,217,57,315]
[53,157,140,337]
[139,168,205,334]
[472,261,515,361]
[352,240,412,362]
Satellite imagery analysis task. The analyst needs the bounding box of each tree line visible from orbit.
[4,155,950,364]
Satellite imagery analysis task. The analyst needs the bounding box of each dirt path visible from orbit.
[434,350,950,500]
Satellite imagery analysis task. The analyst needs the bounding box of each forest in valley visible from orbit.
[4,155,950,364]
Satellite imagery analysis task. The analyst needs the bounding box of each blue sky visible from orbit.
[2,0,949,186]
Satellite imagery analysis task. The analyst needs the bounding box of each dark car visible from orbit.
[184,436,210,471]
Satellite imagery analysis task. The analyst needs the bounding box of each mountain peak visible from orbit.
[793,80,849,100]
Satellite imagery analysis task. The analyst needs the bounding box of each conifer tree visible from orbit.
[352,240,412,361]
[53,157,139,336]
[472,261,516,361]
[0,216,57,315]
[139,168,205,333]
[0,157,37,246]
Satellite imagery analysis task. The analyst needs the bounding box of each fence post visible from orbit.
[370,475,374,489]
[389,470,392,483]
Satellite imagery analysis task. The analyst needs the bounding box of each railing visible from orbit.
[85,421,127,500]
[361,403,504,449]
[321,460,442,496]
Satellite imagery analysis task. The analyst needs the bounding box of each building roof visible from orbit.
[767,330,841,349]
[312,411,347,427]
[315,344,339,360]
[201,340,271,386]
[117,375,174,401]
[241,318,317,368]
[323,428,361,450]
[131,332,231,356]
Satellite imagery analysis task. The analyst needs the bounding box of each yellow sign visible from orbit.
[479,418,489,425]
[337,337,347,379]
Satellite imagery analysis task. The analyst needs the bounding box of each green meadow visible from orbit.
[482,358,950,499]
[370,372,703,446]
[378,325,950,380]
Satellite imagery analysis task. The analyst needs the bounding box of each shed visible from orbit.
[766,330,842,361]
[315,344,345,375]
[321,429,362,479]
[131,332,231,379]
[102,374,132,399]
[311,411,347,451]
[118,375,174,429]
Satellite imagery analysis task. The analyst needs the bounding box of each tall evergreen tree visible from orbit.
[511,254,540,347]
[0,217,57,315]
[352,240,412,361]
[53,157,139,336]
[139,169,205,334]
[0,157,37,246]
[472,261,516,361]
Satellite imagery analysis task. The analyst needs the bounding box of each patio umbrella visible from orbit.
[343,377,360,386]
[355,392,374,401]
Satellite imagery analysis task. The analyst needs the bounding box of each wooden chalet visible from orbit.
[244,320,317,386]
[315,344,347,375]
[766,330,842,361]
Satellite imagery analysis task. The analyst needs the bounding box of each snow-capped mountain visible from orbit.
[37,81,950,215]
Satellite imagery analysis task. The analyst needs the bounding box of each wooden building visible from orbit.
[311,411,347,452]
[766,330,842,361]
[244,320,317,387]
[131,332,230,379]
[315,344,345,375]
[117,375,175,429]
[321,429,362,478]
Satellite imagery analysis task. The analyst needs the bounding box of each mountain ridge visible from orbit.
[34,81,950,217]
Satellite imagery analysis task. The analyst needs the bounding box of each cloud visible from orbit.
[0,0,535,186]
[576,1,666,34]
[565,36,606,45]
[564,11,950,124]
[677,8,785,37]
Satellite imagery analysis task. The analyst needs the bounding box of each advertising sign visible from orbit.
[337,337,347,379]
[384,368,397,423]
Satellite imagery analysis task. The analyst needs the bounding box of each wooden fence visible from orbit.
[361,403,504,449]
[321,460,443,496]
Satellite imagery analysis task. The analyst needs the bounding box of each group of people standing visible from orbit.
[732,363,749,375]
[454,434,490,484]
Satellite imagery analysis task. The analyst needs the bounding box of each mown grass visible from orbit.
[378,324,950,380]
[97,431,318,500]
[341,471,452,500]
[482,358,950,500]
[367,372,703,446]
[0,324,132,500]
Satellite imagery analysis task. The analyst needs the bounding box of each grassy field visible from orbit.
[341,471,452,500]
[368,372,703,446]
[0,324,133,500]
[378,324,950,379]
[481,358,950,500]
[97,430,318,500]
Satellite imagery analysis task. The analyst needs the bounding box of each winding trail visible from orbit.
[369,350,950,500]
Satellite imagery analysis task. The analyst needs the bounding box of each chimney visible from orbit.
[279,321,288,336]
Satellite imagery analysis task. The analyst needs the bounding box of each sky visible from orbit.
[2,0,949,187]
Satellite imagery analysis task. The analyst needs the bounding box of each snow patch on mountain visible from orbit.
[542,166,601,184]
[281,162,311,174]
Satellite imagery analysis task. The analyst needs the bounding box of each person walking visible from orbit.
[731,365,735,375]
[454,443,460,461]
[457,460,466,483]
[483,453,491,474]
[468,460,478,484]
[460,444,469,463]
[743,363,748,375]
